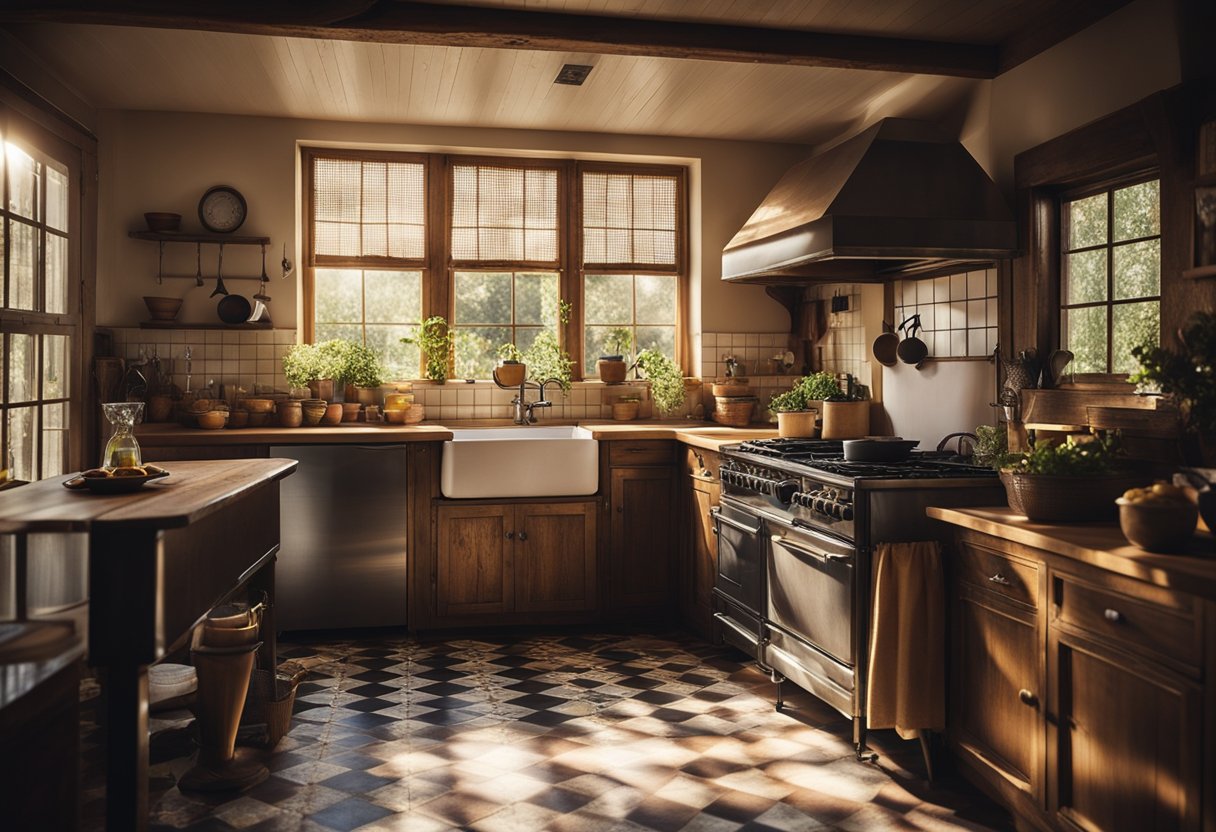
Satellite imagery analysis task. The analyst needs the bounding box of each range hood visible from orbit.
[722,118,1017,283]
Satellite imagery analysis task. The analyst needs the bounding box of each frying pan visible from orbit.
[217,294,252,324]
[872,321,898,367]
[897,314,928,366]
[843,437,920,462]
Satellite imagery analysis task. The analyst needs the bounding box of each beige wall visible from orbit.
[96,110,806,339]
[980,0,1181,191]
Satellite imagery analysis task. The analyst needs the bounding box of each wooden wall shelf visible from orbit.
[129,231,271,245]
[138,321,280,330]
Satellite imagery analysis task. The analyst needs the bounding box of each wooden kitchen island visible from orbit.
[929,506,1216,832]
[0,458,298,832]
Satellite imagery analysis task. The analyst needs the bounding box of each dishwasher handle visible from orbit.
[771,533,852,564]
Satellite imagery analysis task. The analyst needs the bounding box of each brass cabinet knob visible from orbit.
[1018,688,1038,708]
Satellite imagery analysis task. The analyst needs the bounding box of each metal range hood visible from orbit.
[722,118,1017,283]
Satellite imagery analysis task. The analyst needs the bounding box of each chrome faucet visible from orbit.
[510,379,555,425]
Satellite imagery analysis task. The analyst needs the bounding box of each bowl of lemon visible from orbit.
[1117,482,1198,553]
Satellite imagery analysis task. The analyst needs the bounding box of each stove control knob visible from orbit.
[841,505,854,521]
[775,480,799,504]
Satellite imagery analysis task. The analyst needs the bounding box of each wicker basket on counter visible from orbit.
[714,396,756,427]
[1000,471,1141,522]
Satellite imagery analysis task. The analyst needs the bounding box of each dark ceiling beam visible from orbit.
[0,0,1001,78]
[997,0,1134,74]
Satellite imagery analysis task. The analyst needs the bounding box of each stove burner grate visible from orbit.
[736,438,843,460]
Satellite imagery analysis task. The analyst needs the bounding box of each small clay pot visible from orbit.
[321,403,343,426]
[227,410,250,429]
[494,361,527,387]
[148,393,175,423]
[277,400,302,428]
[598,357,627,384]
[301,402,326,426]
[341,403,362,422]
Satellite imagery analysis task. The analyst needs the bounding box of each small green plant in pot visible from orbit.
[283,339,351,403]
[634,349,685,417]
[338,342,386,405]
[493,342,527,387]
[768,372,841,437]
[996,433,1139,522]
[597,327,633,384]
[402,317,453,383]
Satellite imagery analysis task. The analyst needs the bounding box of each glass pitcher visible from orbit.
[101,401,144,469]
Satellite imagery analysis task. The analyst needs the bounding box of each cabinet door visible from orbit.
[680,448,720,639]
[436,504,514,617]
[610,467,676,612]
[950,583,1041,798]
[1049,630,1203,832]
[515,502,597,613]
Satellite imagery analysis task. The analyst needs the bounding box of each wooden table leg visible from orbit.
[103,664,149,832]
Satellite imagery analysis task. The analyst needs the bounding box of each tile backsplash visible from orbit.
[106,327,298,395]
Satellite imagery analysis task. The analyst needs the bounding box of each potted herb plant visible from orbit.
[768,372,840,437]
[402,316,453,383]
[282,340,348,403]
[597,327,633,384]
[522,331,574,394]
[494,342,527,387]
[339,342,386,406]
[995,433,1140,521]
[634,348,685,417]
[1132,311,1216,466]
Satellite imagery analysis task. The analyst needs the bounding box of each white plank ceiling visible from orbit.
[4,21,986,145]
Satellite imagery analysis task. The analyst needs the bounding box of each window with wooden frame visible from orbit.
[302,149,688,380]
[1060,176,1160,376]
[1,118,82,483]
[579,165,686,375]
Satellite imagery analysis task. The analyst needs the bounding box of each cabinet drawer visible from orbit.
[610,440,674,466]
[955,542,1038,608]
[1054,575,1198,669]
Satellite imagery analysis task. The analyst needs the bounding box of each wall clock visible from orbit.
[198,185,247,233]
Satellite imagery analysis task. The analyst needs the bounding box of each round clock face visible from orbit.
[198,186,247,233]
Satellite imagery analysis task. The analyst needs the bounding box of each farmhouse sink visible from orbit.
[440,426,599,498]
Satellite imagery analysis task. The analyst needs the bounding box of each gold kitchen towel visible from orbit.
[866,540,944,740]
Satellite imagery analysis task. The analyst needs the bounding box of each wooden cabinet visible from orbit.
[435,500,596,624]
[680,446,720,640]
[604,441,677,619]
[944,526,1211,832]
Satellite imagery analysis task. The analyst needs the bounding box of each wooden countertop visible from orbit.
[928,506,1216,599]
[136,422,454,445]
[0,458,297,533]
[136,420,775,449]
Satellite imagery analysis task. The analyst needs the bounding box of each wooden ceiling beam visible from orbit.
[0,0,1001,79]
[997,0,1134,74]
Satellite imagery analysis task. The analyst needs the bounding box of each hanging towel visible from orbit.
[866,540,945,740]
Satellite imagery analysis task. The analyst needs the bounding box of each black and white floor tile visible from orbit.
[82,631,1012,832]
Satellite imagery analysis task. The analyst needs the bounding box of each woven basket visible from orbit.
[1000,472,1141,522]
[243,668,304,749]
[714,396,756,427]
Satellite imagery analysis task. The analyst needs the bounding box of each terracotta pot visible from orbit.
[612,400,640,421]
[276,400,302,428]
[301,402,326,426]
[321,403,343,426]
[494,361,527,387]
[308,378,338,403]
[148,394,175,423]
[777,410,819,438]
[341,403,362,422]
[345,384,378,406]
[227,410,249,429]
[597,358,627,384]
[821,400,869,439]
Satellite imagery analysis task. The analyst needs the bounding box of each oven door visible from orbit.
[767,518,855,667]
[710,497,765,655]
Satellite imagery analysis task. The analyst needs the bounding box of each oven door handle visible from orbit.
[770,534,852,564]
[710,508,761,536]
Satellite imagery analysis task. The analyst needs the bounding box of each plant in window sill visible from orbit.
[633,348,684,417]
[402,317,453,384]
[522,331,574,394]
[339,342,387,405]
[1131,311,1216,465]
[493,342,527,387]
[598,326,633,384]
[283,340,349,402]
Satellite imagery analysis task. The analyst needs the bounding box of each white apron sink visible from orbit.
[440,426,599,498]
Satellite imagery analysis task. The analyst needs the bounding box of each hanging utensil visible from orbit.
[211,243,229,297]
[194,243,204,286]
[281,242,293,279]
[897,314,928,366]
[253,243,271,303]
[872,320,899,367]
[156,241,164,285]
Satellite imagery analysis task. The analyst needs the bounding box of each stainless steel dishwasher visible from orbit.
[271,444,408,631]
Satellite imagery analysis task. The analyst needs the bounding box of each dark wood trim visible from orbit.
[0,1,1006,79]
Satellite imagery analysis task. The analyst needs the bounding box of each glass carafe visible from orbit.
[101,402,144,469]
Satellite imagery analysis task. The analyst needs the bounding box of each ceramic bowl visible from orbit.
[341,402,362,422]
[302,402,327,426]
[384,408,407,424]
[197,410,228,430]
[242,397,275,414]
[143,295,182,321]
[1117,498,1198,553]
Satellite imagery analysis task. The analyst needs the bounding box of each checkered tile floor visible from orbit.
[82,631,1012,831]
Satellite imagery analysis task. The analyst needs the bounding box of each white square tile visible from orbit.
[475,389,491,405]
[457,389,474,405]
[968,329,987,357]
[934,276,950,302]
[949,302,966,330]
[987,298,998,325]
[934,331,950,356]
[951,330,967,355]
[222,344,240,360]
[967,271,987,298]
[256,344,273,360]
[967,299,986,327]
[703,333,717,347]
[986,269,998,296]
[950,273,967,301]
[239,331,257,344]
[257,359,274,374]
[222,331,241,344]
[916,280,934,304]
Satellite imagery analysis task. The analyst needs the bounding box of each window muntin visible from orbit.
[2,132,75,482]
[1061,179,1160,375]
[304,150,686,379]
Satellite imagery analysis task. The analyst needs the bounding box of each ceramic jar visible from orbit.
[277,400,302,428]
